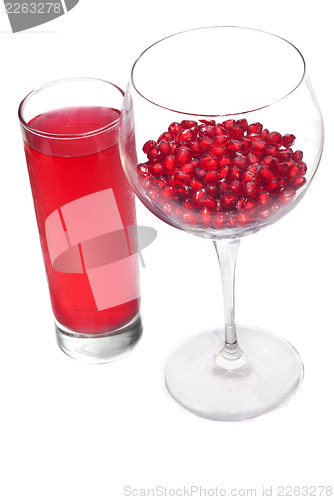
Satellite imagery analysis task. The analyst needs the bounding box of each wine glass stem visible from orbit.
[214,238,244,365]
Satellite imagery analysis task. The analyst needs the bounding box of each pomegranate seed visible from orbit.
[167,174,176,186]
[195,167,207,181]
[240,138,251,153]
[257,191,270,206]
[236,118,248,128]
[198,196,216,210]
[210,145,227,157]
[278,188,295,205]
[175,171,191,185]
[266,145,279,157]
[276,162,289,177]
[175,147,192,166]
[243,181,258,198]
[200,119,216,125]
[176,185,192,200]
[163,155,176,174]
[178,129,195,142]
[221,192,238,209]
[266,179,281,194]
[266,131,282,145]
[199,125,215,138]
[293,150,303,162]
[183,199,194,209]
[206,185,219,198]
[143,140,156,154]
[242,170,256,183]
[137,163,150,176]
[233,154,248,169]
[181,163,195,175]
[168,122,182,138]
[240,199,257,211]
[247,152,260,165]
[227,215,237,227]
[292,176,306,189]
[251,139,266,154]
[181,120,198,128]
[218,156,232,168]
[198,137,213,151]
[150,162,164,176]
[248,163,260,174]
[258,166,275,183]
[247,122,263,134]
[162,186,177,199]
[222,119,235,130]
[199,155,218,171]
[218,178,229,193]
[214,126,227,137]
[279,177,288,189]
[226,140,244,153]
[190,178,204,190]
[260,128,269,139]
[230,125,245,139]
[155,178,167,188]
[148,188,159,200]
[204,171,219,185]
[230,167,242,181]
[183,212,197,225]
[147,146,161,161]
[299,161,307,175]
[262,155,278,167]
[162,202,173,214]
[213,213,226,228]
[200,208,213,227]
[190,141,201,155]
[282,134,296,148]
[158,139,171,156]
[214,134,229,145]
[158,132,173,142]
[230,180,242,195]
[237,213,252,225]
[192,189,206,207]
[288,164,300,179]
[219,166,230,179]
[277,149,292,162]
[169,141,177,154]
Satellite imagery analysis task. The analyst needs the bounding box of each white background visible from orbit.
[0,1,333,499]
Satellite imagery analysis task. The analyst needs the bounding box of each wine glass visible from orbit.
[119,27,324,421]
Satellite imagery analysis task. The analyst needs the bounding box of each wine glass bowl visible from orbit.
[120,27,322,240]
[119,27,324,420]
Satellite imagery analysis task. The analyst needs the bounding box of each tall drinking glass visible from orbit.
[19,78,142,363]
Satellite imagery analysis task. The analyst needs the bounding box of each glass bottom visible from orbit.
[164,326,304,421]
[55,313,142,364]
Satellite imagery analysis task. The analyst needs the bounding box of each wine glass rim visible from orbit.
[18,77,124,139]
[130,26,306,117]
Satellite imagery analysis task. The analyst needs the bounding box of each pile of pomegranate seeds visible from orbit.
[137,118,307,229]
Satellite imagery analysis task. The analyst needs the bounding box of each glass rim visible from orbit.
[18,77,125,139]
[130,26,307,117]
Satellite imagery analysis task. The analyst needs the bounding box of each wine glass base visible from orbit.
[164,326,304,421]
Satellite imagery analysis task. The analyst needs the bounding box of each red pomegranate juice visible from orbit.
[23,106,140,334]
